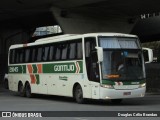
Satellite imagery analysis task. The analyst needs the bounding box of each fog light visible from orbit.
[101,84,114,89]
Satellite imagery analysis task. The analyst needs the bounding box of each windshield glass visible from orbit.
[99,37,145,81]
[102,50,145,80]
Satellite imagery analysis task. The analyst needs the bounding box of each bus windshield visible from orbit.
[99,37,145,81]
[101,50,145,80]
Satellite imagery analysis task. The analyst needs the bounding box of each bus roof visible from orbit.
[9,33,138,49]
[35,33,137,43]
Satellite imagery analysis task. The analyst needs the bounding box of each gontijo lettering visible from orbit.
[54,65,74,71]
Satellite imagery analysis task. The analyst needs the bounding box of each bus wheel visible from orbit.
[111,99,122,104]
[25,83,32,98]
[74,85,85,104]
[18,82,25,97]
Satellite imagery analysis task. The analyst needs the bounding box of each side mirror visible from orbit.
[142,47,153,63]
[95,47,103,62]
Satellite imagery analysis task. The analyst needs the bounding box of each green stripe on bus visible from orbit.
[43,61,83,73]
[22,65,26,73]
[8,61,83,74]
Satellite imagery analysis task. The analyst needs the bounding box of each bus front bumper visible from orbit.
[100,87,146,100]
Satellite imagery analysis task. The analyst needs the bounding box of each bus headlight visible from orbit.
[139,83,146,88]
[100,84,114,89]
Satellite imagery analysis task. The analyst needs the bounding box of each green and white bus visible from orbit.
[8,33,146,104]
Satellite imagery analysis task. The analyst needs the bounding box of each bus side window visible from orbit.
[55,43,61,60]
[42,46,50,61]
[10,49,15,64]
[19,49,24,63]
[77,41,83,59]
[31,48,36,62]
[15,49,20,63]
[61,43,68,60]
[49,45,55,61]
[25,48,30,63]
[37,47,42,62]
[69,42,76,59]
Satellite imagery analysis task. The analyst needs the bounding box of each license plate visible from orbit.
[123,92,131,95]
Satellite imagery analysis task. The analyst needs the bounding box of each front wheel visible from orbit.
[25,83,32,98]
[74,85,85,104]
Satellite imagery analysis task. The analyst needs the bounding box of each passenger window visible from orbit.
[43,46,49,61]
[37,47,42,62]
[19,49,24,63]
[77,42,82,59]
[15,50,20,63]
[31,48,36,62]
[69,43,76,59]
[11,50,15,64]
[25,49,30,63]
[61,44,68,60]
[55,44,61,60]
[49,45,54,61]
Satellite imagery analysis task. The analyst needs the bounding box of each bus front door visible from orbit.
[90,51,100,99]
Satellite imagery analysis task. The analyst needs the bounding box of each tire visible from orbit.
[18,83,25,97]
[74,85,85,104]
[25,83,32,98]
[4,79,8,89]
[111,99,122,104]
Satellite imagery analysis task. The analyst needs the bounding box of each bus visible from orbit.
[8,33,146,104]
